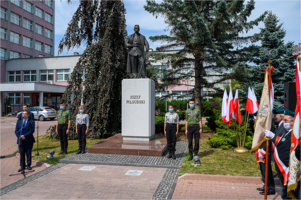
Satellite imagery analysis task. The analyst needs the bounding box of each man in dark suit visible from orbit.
[18,104,34,121]
[15,110,35,172]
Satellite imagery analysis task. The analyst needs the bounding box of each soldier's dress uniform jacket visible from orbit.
[164,112,179,153]
[186,108,202,155]
[57,110,71,153]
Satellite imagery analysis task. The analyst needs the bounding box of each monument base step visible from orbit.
[88,134,167,157]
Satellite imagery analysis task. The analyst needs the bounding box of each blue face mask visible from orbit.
[79,110,84,113]
[169,108,173,112]
[189,104,194,108]
[60,106,65,110]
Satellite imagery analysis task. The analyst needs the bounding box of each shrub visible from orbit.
[211,102,221,110]
[201,101,213,116]
[178,110,186,120]
[155,116,165,133]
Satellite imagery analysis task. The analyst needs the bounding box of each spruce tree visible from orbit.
[58,0,127,138]
[144,0,266,109]
[239,12,295,109]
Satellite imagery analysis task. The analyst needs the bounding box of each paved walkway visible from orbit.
[172,174,282,199]
[0,117,55,188]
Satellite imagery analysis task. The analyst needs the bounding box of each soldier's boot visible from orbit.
[76,147,82,155]
[81,146,86,154]
[167,151,172,158]
[172,152,176,160]
[63,145,68,155]
[188,153,193,161]
[58,149,64,155]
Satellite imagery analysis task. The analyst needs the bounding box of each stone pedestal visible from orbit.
[122,78,155,141]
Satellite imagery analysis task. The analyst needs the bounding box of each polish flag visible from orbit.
[245,87,254,114]
[233,90,242,124]
[221,89,228,123]
[251,88,259,114]
[226,87,234,126]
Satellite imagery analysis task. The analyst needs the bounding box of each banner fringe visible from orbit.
[251,137,270,153]
[287,174,300,199]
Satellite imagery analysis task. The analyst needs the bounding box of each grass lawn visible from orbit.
[31,134,103,165]
[178,131,278,177]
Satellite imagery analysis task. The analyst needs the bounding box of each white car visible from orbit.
[17,106,57,121]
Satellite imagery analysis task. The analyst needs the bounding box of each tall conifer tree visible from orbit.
[239,12,295,108]
[58,0,127,138]
[144,0,266,109]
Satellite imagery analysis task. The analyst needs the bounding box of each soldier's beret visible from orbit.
[273,108,284,114]
[284,110,295,117]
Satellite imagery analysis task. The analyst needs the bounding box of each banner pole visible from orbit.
[264,139,270,200]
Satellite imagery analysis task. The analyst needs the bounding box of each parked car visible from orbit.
[17,106,57,121]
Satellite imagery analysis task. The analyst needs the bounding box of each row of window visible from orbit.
[154,65,192,78]
[155,91,190,101]
[8,69,71,82]
[10,0,53,11]
[1,10,53,39]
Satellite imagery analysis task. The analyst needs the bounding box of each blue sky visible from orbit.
[55,0,300,56]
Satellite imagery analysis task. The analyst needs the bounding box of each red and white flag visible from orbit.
[226,87,234,126]
[251,88,259,113]
[221,89,228,123]
[287,60,301,197]
[246,87,254,114]
[233,90,242,124]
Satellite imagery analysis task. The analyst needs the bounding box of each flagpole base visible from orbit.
[234,147,249,153]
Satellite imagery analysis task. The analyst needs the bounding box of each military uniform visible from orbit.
[57,110,71,154]
[164,112,179,158]
[186,108,202,157]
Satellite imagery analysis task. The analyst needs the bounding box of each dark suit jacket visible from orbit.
[18,111,34,121]
[273,130,292,167]
[15,118,35,145]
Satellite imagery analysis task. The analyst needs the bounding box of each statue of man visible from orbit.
[125,25,149,78]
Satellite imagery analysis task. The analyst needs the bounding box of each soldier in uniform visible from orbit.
[185,99,202,161]
[56,102,71,155]
[164,104,179,159]
[265,110,299,199]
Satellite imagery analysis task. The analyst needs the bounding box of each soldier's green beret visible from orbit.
[273,108,284,114]
[284,110,295,117]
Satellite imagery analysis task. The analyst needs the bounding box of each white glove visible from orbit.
[265,130,275,139]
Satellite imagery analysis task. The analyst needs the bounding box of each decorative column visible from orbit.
[39,91,43,107]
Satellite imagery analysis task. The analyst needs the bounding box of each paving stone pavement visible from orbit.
[172,174,283,200]
[1,117,55,188]
[1,164,167,199]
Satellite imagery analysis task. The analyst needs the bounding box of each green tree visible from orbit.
[58,0,127,138]
[144,0,266,109]
[238,12,295,108]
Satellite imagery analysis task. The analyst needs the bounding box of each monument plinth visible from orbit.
[122,78,155,141]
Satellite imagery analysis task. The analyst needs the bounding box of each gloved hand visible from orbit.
[265,130,275,139]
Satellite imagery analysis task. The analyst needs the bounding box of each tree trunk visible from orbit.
[194,57,202,111]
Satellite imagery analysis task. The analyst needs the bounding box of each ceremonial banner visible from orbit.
[251,70,273,151]
[287,60,301,198]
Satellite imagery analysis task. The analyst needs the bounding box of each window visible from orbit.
[8,71,21,82]
[39,54,44,57]
[23,36,32,48]
[35,7,43,18]
[207,76,214,81]
[45,13,53,23]
[10,13,20,25]
[154,66,168,79]
[10,0,21,7]
[23,18,33,31]
[10,32,20,44]
[24,93,30,105]
[155,91,169,100]
[1,28,6,40]
[0,48,6,60]
[10,51,20,59]
[1,7,6,20]
[45,0,53,8]
[23,54,31,58]
[40,70,53,82]
[35,24,43,35]
[8,93,20,105]
[45,28,52,39]
[24,70,36,82]
[172,91,189,100]
[23,1,32,13]
[39,0,43,2]
[35,41,42,51]
[173,65,191,78]
[45,44,52,54]
[57,69,70,81]
[214,83,222,88]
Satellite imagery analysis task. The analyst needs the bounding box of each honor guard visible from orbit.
[56,102,71,155]
[164,104,179,159]
[185,99,202,161]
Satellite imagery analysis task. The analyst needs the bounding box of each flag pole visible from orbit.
[242,111,249,147]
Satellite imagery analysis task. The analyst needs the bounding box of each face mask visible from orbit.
[60,106,65,110]
[274,118,281,125]
[283,123,291,130]
[169,109,173,112]
[189,104,194,108]
[79,110,84,113]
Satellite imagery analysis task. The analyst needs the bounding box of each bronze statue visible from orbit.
[125,25,149,78]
